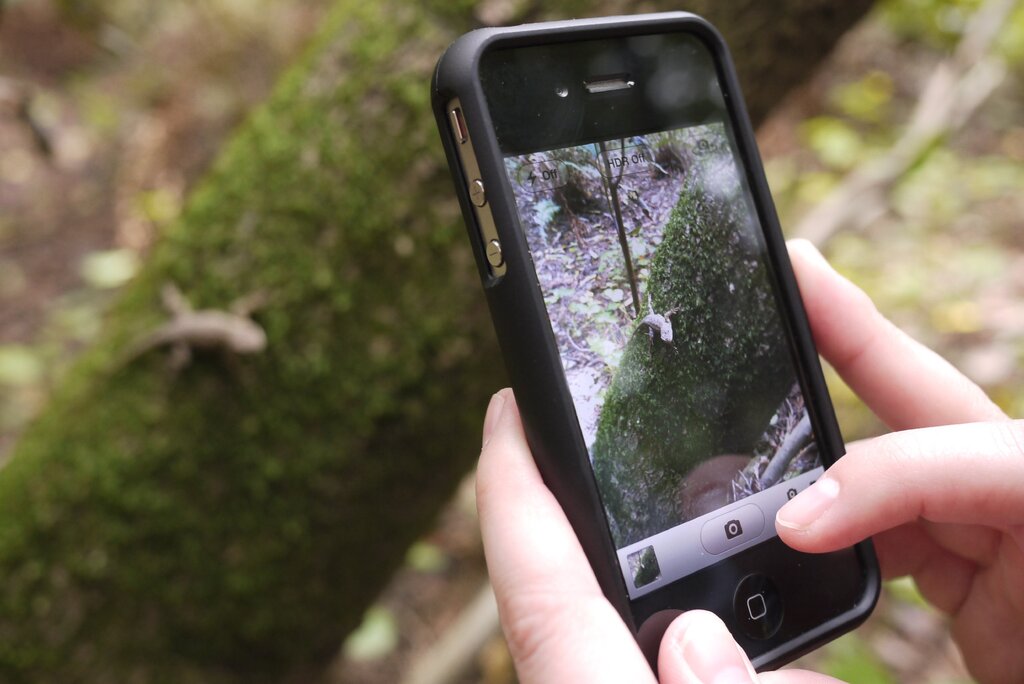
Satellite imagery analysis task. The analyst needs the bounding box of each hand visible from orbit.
[478,388,833,683]
[776,240,1024,684]
[475,239,1023,683]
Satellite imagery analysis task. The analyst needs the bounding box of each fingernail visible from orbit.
[482,391,507,448]
[674,612,756,684]
[777,475,840,532]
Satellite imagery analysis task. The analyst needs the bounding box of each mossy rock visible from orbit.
[592,160,793,548]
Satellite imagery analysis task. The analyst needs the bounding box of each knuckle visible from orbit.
[850,432,923,515]
[881,431,918,466]
[497,587,569,670]
[497,586,609,674]
[863,427,923,470]
[999,419,1024,463]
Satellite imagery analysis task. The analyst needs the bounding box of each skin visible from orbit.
[476,239,1024,684]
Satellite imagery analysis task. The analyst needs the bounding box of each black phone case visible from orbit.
[432,12,880,671]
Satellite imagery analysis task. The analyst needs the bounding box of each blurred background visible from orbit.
[1,0,1022,681]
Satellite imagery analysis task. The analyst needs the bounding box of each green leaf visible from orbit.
[0,345,44,387]
[532,198,560,229]
[995,3,1024,64]
[801,117,865,171]
[795,171,839,205]
[80,249,140,289]
[603,287,625,303]
[405,541,448,573]
[342,606,398,662]
[887,576,929,607]
[551,286,575,302]
[830,71,894,123]
[819,633,895,683]
[137,188,181,224]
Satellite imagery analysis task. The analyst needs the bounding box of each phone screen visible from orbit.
[485,35,826,600]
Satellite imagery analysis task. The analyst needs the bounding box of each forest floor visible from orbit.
[2,0,1022,682]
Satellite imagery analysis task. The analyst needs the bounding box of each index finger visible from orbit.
[788,239,1006,430]
[476,389,656,683]
[777,420,1024,551]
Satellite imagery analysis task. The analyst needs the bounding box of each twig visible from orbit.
[0,76,53,158]
[795,0,1017,246]
[400,581,500,684]
[760,413,813,488]
[599,139,642,316]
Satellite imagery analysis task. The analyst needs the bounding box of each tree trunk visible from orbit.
[0,0,871,681]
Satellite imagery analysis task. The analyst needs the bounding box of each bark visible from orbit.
[0,0,872,682]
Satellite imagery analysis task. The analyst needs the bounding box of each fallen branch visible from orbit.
[400,582,500,684]
[760,413,813,488]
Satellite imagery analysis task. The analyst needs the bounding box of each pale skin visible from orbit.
[476,239,1024,684]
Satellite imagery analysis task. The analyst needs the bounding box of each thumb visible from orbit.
[658,611,845,684]
[659,610,849,684]
[658,610,757,684]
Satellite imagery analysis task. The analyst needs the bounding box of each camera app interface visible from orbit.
[505,125,824,598]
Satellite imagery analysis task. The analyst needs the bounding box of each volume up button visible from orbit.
[469,179,487,207]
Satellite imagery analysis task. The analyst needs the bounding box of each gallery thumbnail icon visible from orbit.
[627,545,661,588]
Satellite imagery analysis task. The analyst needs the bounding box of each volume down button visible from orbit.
[485,239,503,267]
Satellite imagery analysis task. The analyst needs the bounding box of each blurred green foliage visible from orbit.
[887,577,930,607]
[820,632,898,683]
[883,0,1024,65]
[0,346,43,388]
[880,0,984,47]
[830,70,895,124]
[768,0,1024,445]
[801,117,868,170]
[405,541,449,574]
[342,606,399,662]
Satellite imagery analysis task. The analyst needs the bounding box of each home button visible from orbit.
[733,573,783,640]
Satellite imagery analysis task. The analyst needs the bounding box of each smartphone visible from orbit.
[432,13,879,670]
